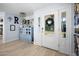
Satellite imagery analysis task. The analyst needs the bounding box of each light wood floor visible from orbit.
[0,40,67,56]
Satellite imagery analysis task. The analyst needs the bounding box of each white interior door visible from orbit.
[59,9,68,54]
[41,11,59,50]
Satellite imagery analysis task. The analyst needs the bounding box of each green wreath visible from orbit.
[46,18,54,26]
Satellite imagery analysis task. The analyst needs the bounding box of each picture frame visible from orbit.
[10,25,15,31]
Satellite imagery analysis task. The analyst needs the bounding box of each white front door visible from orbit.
[41,11,59,50]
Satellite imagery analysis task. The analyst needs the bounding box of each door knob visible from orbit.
[42,27,44,32]
[42,27,43,30]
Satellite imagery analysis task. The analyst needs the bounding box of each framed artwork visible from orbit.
[10,25,15,31]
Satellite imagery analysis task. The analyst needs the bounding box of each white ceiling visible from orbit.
[0,3,54,16]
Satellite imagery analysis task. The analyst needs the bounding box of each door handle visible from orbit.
[42,27,43,32]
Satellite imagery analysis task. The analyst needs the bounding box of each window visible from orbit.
[61,12,66,38]
[45,15,54,32]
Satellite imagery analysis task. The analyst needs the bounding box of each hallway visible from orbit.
[0,40,67,56]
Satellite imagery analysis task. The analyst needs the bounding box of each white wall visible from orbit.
[24,15,33,20]
[3,13,20,43]
[33,3,74,55]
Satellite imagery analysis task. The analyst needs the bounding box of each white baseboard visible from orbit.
[3,39,19,43]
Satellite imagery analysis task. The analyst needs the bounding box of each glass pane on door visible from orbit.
[45,15,54,32]
[61,12,66,38]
